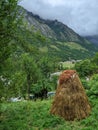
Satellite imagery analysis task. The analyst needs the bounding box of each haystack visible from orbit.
[50,70,91,121]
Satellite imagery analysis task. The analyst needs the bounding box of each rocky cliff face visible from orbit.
[45,19,80,42]
[25,12,56,39]
[23,10,85,43]
[25,10,98,47]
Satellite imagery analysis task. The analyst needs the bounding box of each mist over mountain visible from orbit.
[19,0,98,36]
[85,35,98,46]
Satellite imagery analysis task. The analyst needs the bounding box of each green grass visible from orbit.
[64,42,87,51]
[39,46,48,53]
[50,45,60,51]
[0,98,98,130]
[62,61,75,69]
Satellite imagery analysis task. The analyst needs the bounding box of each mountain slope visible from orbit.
[25,11,83,42]
[18,6,98,60]
[85,35,98,46]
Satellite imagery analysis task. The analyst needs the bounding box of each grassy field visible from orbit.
[62,61,75,69]
[0,97,98,130]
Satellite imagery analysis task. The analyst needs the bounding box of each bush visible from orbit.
[75,59,98,77]
[87,74,98,98]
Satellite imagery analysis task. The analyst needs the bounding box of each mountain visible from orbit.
[18,6,98,61]
[25,11,84,43]
[85,35,98,46]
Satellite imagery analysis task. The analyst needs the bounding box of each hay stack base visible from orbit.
[50,70,91,121]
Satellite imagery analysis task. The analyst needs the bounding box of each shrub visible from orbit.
[87,74,98,98]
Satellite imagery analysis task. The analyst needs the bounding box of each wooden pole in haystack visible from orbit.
[50,70,91,121]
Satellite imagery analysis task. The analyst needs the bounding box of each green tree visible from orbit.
[75,59,94,77]
[92,52,98,65]
[38,57,53,78]
[0,0,22,100]
[21,53,41,99]
[0,0,20,67]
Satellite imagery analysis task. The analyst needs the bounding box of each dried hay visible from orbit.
[50,70,91,121]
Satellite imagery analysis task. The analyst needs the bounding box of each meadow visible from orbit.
[0,96,98,130]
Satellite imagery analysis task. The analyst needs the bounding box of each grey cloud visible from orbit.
[19,0,98,36]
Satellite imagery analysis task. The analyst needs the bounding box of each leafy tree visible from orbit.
[8,71,26,98]
[21,53,41,99]
[38,57,53,78]
[92,52,98,65]
[0,0,40,99]
[0,0,22,100]
[0,0,20,67]
[75,59,98,77]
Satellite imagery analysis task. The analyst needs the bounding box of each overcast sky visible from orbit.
[19,0,98,36]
